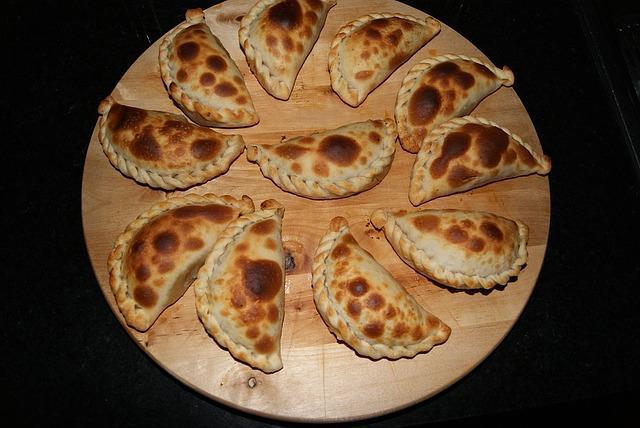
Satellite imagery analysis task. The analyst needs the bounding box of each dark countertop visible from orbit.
[5,0,639,425]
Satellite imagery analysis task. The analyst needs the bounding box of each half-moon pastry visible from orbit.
[239,0,337,100]
[370,208,528,290]
[97,96,245,190]
[108,193,255,332]
[159,8,258,127]
[246,119,397,199]
[410,116,552,205]
[329,13,441,107]
[395,54,515,153]
[312,217,450,359]
[194,200,286,373]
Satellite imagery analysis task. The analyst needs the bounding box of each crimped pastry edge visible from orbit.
[107,193,255,332]
[245,118,398,199]
[97,96,246,190]
[158,8,259,127]
[239,0,337,100]
[192,200,285,373]
[409,115,552,205]
[328,12,441,107]
[370,208,529,290]
[395,53,515,153]
[311,216,451,360]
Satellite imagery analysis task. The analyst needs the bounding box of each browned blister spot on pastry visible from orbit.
[299,136,315,144]
[240,258,282,300]
[268,304,279,323]
[134,285,158,308]
[401,19,416,30]
[236,242,249,253]
[158,261,175,274]
[476,126,509,168]
[291,162,302,174]
[172,204,234,223]
[190,138,221,161]
[385,29,403,46]
[176,69,188,82]
[355,70,373,80]
[514,143,537,167]
[130,127,162,161]
[251,219,276,235]
[363,321,384,338]
[472,62,496,78]
[392,322,408,337]
[275,143,310,159]
[467,237,486,252]
[319,135,361,166]
[480,221,504,242]
[408,85,441,126]
[364,27,382,40]
[504,148,517,164]
[413,214,440,232]
[241,305,266,324]
[447,165,479,187]
[428,61,476,90]
[365,293,385,310]
[135,265,151,282]
[266,35,278,48]
[368,131,381,143]
[331,244,350,259]
[445,225,469,243]
[304,0,322,10]
[304,10,317,24]
[390,52,409,69]
[301,25,312,39]
[348,277,369,296]
[430,132,471,178]
[177,41,200,61]
[361,50,371,60]
[246,326,260,338]
[282,35,294,51]
[296,42,304,53]
[384,305,397,319]
[206,54,227,72]
[185,237,204,251]
[108,103,143,130]
[411,325,424,341]
[236,96,247,105]
[255,335,275,354]
[214,82,238,97]
[131,240,145,255]
[313,162,329,177]
[160,120,192,135]
[199,72,216,86]
[153,231,179,253]
[347,299,361,318]
[231,290,246,308]
[267,0,303,30]
[461,219,475,229]
[453,70,475,89]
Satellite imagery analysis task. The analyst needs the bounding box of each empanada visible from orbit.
[370,208,528,290]
[108,193,255,332]
[194,200,286,373]
[395,54,514,153]
[239,0,337,100]
[410,116,552,205]
[97,96,245,190]
[246,119,397,199]
[312,217,450,359]
[329,13,441,107]
[159,8,258,127]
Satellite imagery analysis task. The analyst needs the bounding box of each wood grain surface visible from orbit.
[81,0,550,422]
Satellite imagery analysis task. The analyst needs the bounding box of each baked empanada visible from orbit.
[370,208,528,290]
[312,217,450,359]
[108,193,255,332]
[329,13,441,107]
[246,119,397,199]
[395,54,514,153]
[159,8,258,127]
[239,0,337,100]
[410,116,552,205]
[97,96,245,190]
[194,200,286,373]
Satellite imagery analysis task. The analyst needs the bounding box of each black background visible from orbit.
[4,0,639,426]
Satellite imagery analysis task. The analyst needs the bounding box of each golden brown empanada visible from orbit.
[159,8,258,127]
[395,54,514,153]
[97,96,245,190]
[329,13,441,107]
[370,208,528,290]
[108,193,255,332]
[246,119,397,199]
[410,116,552,205]
[194,200,286,373]
[239,0,337,100]
[312,217,450,359]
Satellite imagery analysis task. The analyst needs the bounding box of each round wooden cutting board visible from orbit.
[82,0,550,422]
